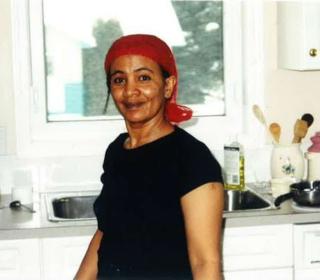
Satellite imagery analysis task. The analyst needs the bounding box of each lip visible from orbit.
[123,101,145,110]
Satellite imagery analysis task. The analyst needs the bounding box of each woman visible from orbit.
[75,34,224,280]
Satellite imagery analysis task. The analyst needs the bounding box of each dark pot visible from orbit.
[274,180,320,207]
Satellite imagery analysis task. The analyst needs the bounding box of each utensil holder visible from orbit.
[271,143,305,180]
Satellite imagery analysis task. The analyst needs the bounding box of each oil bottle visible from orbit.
[223,140,245,191]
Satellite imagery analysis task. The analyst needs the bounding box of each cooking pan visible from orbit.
[274,180,320,207]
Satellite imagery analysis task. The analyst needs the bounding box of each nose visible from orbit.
[124,79,140,97]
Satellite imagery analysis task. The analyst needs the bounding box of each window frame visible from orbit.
[12,0,265,157]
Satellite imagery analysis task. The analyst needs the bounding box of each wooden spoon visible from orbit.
[292,119,308,143]
[269,122,281,143]
[252,105,268,130]
[301,113,314,127]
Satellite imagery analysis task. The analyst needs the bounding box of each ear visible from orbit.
[164,76,177,99]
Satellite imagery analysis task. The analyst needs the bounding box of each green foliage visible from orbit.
[171,1,223,104]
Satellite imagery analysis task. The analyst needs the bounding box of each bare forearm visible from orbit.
[191,260,222,280]
[74,229,103,280]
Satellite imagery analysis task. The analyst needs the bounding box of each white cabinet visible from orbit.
[41,235,91,280]
[294,223,320,280]
[222,224,293,279]
[0,239,41,280]
[223,268,293,280]
[278,2,320,70]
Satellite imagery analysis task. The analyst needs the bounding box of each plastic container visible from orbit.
[305,152,320,181]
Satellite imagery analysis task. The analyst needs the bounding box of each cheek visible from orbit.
[142,84,165,99]
[110,88,122,101]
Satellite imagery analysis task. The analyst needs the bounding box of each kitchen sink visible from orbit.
[224,189,273,212]
[45,191,99,221]
[45,188,273,221]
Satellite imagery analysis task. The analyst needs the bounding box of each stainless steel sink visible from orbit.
[224,189,273,212]
[45,188,273,221]
[45,191,99,221]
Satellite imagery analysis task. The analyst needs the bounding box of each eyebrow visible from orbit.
[110,67,154,77]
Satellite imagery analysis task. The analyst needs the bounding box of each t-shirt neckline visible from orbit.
[121,126,179,152]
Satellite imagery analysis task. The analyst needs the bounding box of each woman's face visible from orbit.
[109,55,175,125]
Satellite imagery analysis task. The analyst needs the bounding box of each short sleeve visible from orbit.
[178,141,223,197]
[93,146,113,232]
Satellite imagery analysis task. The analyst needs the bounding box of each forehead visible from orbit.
[110,55,162,73]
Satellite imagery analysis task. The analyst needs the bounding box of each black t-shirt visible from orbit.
[94,126,223,279]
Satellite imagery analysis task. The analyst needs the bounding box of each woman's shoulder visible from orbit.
[174,126,209,151]
[104,132,127,156]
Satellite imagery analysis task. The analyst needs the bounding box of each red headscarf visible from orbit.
[104,34,192,123]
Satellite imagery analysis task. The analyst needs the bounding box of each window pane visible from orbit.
[43,0,224,121]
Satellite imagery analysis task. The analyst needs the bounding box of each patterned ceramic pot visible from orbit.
[271,143,305,180]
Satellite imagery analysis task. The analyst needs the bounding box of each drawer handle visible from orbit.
[310,260,320,264]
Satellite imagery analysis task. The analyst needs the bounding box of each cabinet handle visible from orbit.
[309,48,317,57]
[310,260,320,264]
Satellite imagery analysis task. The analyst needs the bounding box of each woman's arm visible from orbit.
[74,229,103,280]
[181,182,224,280]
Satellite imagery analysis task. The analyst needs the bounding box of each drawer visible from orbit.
[294,223,320,270]
[222,224,293,271]
[0,239,41,280]
[295,268,320,280]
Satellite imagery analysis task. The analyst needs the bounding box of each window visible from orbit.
[43,0,224,121]
[12,0,264,157]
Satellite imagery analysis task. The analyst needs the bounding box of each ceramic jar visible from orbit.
[305,152,320,181]
[271,143,305,180]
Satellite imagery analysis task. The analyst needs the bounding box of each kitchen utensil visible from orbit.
[252,105,268,129]
[9,200,36,213]
[274,180,320,207]
[292,119,309,143]
[301,113,314,127]
[269,122,281,143]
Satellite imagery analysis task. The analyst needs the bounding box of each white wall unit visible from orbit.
[294,223,320,280]
[278,2,320,70]
[222,224,293,272]
[223,268,293,280]
[41,235,91,280]
[0,239,41,280]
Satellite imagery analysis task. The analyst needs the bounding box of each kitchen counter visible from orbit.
[1,187,320,240]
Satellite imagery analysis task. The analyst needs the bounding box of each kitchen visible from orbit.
[1,0,320,279]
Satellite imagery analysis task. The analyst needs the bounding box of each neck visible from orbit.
[124,117,174,149]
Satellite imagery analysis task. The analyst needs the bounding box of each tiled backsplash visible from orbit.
[0,154,104,195]
[0,144,293,196]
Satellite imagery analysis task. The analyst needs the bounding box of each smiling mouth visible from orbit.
[124,101,145,110]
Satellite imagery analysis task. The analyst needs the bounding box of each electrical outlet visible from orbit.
[0,127,6,155]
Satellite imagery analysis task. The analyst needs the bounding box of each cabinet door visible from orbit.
[278,2,320,70]
[42,235,91,280]
[223,268,293,280]
[294,223,320,280]
[222,224,293,271]
[295,268,320,280]
[0,239,41,280]
[302,3,320,69]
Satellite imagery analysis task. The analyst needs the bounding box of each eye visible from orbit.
[138,75,151,81]
[111,77,125,85]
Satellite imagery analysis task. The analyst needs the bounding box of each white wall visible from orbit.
[0,0,16,155]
